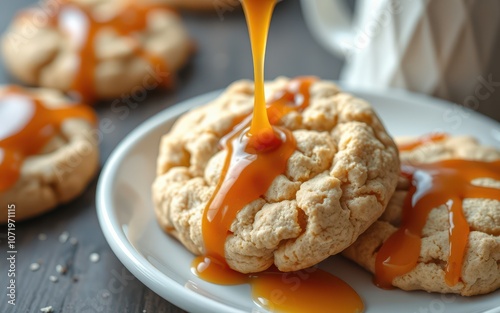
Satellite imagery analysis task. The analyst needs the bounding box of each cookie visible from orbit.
[1,0,193,101]
[0,85,99,223]
[343,135,500,296]
[152,77,400,273]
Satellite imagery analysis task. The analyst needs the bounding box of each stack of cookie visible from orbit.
[153,77,500,296]
[0,0,194,221]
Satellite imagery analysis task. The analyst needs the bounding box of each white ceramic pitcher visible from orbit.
[301,0,500,107]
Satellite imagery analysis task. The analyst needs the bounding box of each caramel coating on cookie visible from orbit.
[1,0,192,100]
[0,86,99,223]
[153,77,399,273]
[343,136,500,296]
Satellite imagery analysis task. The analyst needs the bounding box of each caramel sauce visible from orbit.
[192,0,364,311]
[398,133,448,152]
[375,158,500,288]
[251,270,364,313]
[192,256,364,313]
[244,0,275,139]
[202,76,316,261]
[46,1,171,102]
[0,86,96,191]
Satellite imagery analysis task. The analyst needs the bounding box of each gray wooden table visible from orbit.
[0,1,499,313]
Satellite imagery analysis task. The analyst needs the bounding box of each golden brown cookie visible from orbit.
[1,0,193,101]
[343,135,500,296]
[152,77,399,273]
[0,85,99,223]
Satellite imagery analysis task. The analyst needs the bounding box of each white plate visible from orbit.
[96,86,500,313]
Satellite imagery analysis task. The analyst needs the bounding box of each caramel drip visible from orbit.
[202,77,315,262]
[47,1,171,102]
[242,0,275,139]
[219,76,317,149]
[0,86,96,191]
[375,159,500,288]
[398,133,448,152]
[202,125,295,261]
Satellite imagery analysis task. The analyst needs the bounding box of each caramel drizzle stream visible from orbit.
[201,76,316,262]
[194,0,364,310]
[243,0,275,138]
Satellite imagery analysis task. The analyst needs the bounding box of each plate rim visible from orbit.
[96,90,245,313]
[96,84,500,313]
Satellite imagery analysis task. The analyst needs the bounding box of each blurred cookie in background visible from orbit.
[0,85,99,223]
[1,0,194,102]
[154,0,240,12]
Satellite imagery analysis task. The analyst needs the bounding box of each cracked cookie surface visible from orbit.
[153,77,399,273]
[343,135,500,296]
